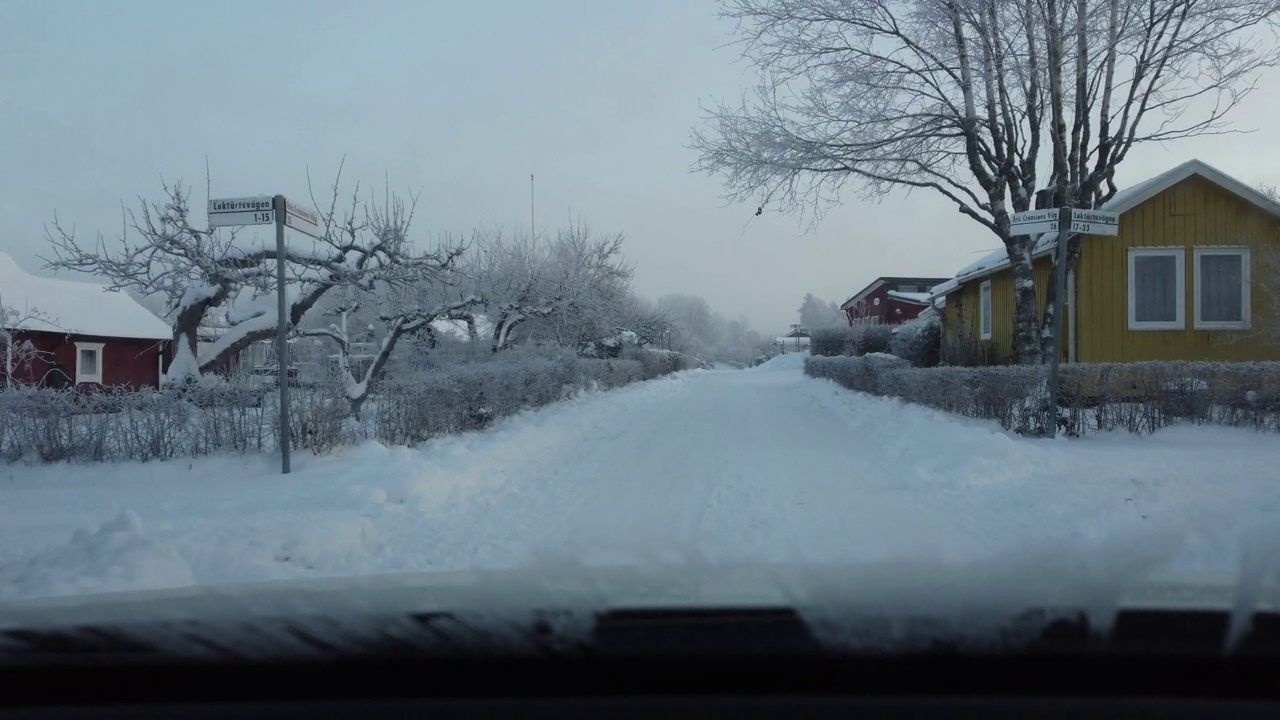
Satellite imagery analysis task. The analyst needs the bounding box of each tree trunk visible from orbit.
[1009,241,1043,365]
[197,282,332,375]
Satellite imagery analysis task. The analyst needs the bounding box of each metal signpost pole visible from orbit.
[1045,206,1072,440]
[1008,206,1116,439]
[274,194,291,474]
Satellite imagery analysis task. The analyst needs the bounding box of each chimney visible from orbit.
[1034,188,1055,210]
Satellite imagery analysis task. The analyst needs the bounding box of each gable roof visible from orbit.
[0,252,172,341]
[929,159,1280,298]
[840,276,953,310]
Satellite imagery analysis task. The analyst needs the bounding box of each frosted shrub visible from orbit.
[809,327,855,357]
[805,357,1280,436]
[0,348,689,464]
[889,314,941,367]
[853,324,893,355]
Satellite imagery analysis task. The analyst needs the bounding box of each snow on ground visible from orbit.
[3,352,1280,603]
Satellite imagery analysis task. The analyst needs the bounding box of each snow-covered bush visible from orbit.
[805,357,1280,436]
[853,324,892,355]
[621,347,701,379]
[372,354,645,445]
[889,313,941,367]
[0,345,695,464]
[808,327,855,356]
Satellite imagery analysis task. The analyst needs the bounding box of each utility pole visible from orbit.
[530,174,535,238]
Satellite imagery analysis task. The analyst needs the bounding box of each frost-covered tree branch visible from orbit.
[42,167,465,385]
[0,295,59,388]
[693,0,1280,363]
[302,291,482,417]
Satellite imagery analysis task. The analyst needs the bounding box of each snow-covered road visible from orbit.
[3,353,1280,602]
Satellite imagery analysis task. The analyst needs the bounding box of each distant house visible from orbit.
[930,159,1280,365]
[840,276,952,328]
[773,325,811,353]
[0,252,171,389]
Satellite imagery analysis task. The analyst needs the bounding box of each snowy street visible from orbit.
[3,354,1280,602]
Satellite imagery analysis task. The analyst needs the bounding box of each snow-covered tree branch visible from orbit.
[693,0,1280,363]
[42,167,465,385]
[0,295,58,389]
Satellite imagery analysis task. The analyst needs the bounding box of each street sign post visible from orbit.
[208,196,274,228]
[1009,208,1118,238]
[283,198,321,239]
[207,193,317,474]
[1009,206,1119,439]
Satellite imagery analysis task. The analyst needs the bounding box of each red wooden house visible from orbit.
[0,252,171,389]
[839,276,951,329]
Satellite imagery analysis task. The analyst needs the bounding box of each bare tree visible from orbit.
[693,0,1280,363]
[470,223,635,353]
[295,195,479,417]
[0,295,59,388]
[43,167,465,384]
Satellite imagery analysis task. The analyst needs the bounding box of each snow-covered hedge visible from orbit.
[808,327,856,357]
[805,356,1280,436]
[853,324,893,356]
[0,349,695,463]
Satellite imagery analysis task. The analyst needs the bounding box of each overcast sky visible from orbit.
[4,0,1279,333]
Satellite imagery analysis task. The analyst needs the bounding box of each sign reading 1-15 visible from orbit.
[207,196,275,228]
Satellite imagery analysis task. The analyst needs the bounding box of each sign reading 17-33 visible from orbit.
[1009,208,1120,237]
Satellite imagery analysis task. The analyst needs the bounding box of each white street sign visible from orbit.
[1009,210,1058,236]
[1009,208,1121,237]
[1069,209,1120,236]
[283,198,321,239]
[209,196,274,227]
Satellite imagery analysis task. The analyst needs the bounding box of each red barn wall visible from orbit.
[4,330,167,390]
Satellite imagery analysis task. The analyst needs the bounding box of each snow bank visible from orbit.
[0,511,195,601]
[753,352,807,371]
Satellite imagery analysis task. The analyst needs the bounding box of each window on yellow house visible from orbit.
[1194,248,1250,330]
[1128,248,1184,330]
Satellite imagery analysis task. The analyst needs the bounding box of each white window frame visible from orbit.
[74,341,105,384]
[979,280,993,340]
[1127,248,1185,331]
[1193,247,1251,330]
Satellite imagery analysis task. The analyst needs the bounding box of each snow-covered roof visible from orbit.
[429,314,493,342]
[0,252,171,341]
[929,159,1280,299]
[885,290,932,305]
[840,277,951,310]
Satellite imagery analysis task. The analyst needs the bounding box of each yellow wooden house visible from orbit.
[930,159,1280,365]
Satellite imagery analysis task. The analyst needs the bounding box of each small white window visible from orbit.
[75,341,105,384]
[979,280,993,340]
[1128,248,1185,330]
[1194,247,1250,330]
